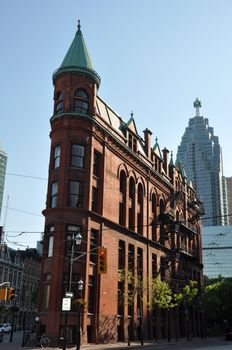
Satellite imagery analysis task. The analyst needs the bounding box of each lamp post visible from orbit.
[63,233,82,350]
[76,278,84,350]
[35,316,40,333]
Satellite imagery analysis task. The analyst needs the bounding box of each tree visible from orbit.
[181,280,198,341]
[118,269,146,345]
[203,276,232,332]
[151,277,183,342]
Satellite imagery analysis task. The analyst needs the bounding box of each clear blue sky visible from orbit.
[1,0,232,249]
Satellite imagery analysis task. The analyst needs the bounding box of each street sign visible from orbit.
[65,292,73,298]
[62,297,71,311]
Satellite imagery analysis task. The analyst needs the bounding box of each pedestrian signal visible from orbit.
[97,247,107,274]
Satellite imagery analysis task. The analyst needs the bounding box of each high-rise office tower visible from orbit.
[226,177,232,224]
[0,146,7,220]
[177,99,228,226]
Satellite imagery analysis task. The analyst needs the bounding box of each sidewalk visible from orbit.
[71,337,209,350]
[0,333,223,350]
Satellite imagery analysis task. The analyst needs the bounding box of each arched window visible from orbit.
[160,198,165,214]
[119,171,126,195]
[74,89,89,114]
[55,92,63,114]
[152,193,157,241]
[137,184,143,206]
[137,183,143,235]
[128,177,135,230]
[119,171,126,226]
[129,177,135,200]
[159,198,165,243]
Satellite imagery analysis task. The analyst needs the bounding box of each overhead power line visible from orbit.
[6,172,47,181]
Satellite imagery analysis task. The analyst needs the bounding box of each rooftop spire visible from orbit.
[77,19,81,32]
[53,22,101,87]
[193,97,201,117]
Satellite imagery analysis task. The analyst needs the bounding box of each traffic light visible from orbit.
[8,287,15,301]
[97,247,107,274]
[0,288,8,301]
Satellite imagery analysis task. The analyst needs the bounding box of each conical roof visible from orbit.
[53,21,101,86]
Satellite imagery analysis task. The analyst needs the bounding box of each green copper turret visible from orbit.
[53,21,101,87]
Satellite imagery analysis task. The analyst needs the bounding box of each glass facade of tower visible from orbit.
[177,101,228,226]
[0,148,7,219]
[202,225,232,278]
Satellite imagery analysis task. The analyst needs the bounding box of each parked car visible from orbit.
[0,323,12,333]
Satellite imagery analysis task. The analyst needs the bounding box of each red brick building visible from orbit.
[39,23,204,345]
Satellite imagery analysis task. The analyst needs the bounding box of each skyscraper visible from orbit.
[177,99,228,226]
[0,145,7,220]
[226,177,232,224]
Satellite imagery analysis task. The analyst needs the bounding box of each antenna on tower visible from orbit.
[193,97,201,117]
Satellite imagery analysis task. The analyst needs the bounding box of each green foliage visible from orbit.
[203,277,232,325]
[182,280,198,304]
[152,277,182,309]
[118,269,145,306]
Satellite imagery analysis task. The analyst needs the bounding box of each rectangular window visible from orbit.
[92,187,98,212]
[118,240,125,269]
[51,182,58,208]
[90,229,98,263]
[155,158,158,171]
[128,133,132,149]
[137,248,143,277]
[133,138,137,153]
[152,254,157,278]
[71,144,85,168]
[129,207,134,230]
[54,145,61,168]
[93,151,100,177]
[117,281,124,316]
[48,235,54,257]
[160,257,166,281]
[88,276,95,314]
[119,203,125,226]
[137,213,143,235]
[128,244,134,271]
[42,273,51,311]
[69,181,83,207]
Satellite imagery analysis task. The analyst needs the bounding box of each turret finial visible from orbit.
[77,20,81,32]
[155,137,158,144]
[130,111,134,118]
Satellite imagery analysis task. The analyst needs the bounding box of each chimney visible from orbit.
[162,148,170,177]
[143,128,152,160]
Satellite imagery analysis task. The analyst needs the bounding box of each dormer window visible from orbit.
[74,89,89,115]
[128,132,137,153]
[133,138,137,152]
[55,92,63,114]
[129,134,133,149]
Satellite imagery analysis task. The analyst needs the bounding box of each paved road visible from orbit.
[0,332,232,350]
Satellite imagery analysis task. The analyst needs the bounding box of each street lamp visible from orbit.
[63,233,82,350]
[76,279,84,350]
